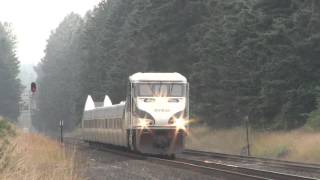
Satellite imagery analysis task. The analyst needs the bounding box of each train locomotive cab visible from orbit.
[127,73,189,156]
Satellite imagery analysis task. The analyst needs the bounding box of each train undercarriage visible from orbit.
[128,128,186,156]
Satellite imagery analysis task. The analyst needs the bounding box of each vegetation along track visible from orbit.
[184,149,320,176]
[65,138,317,180]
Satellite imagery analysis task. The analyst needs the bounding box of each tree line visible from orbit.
[33,0,320,135]
[0,22,20,121]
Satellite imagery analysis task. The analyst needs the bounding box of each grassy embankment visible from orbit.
[0,118,83,180]
[187,126,320,163]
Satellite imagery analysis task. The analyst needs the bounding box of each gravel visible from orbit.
[178,153,320,179]
[73,145,225,180]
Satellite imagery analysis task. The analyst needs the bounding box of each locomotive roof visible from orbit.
[129,72,187,83]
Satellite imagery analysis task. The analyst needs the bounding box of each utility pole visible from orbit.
[245,116,251,156]
[59,120,63,143]
[30,82,37,132]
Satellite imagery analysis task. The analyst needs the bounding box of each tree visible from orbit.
[34,14,83,134]
[34,0,320,132]
[0,22,20,120]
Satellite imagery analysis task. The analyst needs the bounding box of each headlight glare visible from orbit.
[138,118,154,127]
[168,111,188,130]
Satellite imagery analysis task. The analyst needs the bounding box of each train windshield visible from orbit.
[134,83,186,97]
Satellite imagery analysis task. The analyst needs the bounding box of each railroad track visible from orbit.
[172,157,316,180]
[184,149,320,175]
[64,138,318,180]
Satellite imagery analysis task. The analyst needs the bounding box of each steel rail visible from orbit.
[184,149,320,173]
[175,157,316,180]
[64,138,317,180]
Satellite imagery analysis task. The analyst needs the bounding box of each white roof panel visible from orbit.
[129,72,187,83]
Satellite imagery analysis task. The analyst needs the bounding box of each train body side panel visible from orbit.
[81,104,128,147]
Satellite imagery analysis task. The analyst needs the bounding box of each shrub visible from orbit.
[0,118,16,137]
[306,109,320,130]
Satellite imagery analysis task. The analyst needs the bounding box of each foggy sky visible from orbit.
[0,0,100,65]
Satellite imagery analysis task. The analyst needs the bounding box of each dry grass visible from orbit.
[186,126,248,154]
[187,126,320,164]
[0,131,83,180]
[252,130,320,163]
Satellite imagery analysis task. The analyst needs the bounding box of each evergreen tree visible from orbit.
[0,22,20,120]
[34,14,83,134]
[34,0,320,132]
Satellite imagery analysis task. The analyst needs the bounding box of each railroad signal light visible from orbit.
[31,82,37,93]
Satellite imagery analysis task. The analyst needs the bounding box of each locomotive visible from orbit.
[81,72,189,156]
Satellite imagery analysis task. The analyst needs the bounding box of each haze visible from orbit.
[0,0,100,65]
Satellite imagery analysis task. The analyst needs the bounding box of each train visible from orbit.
[80,72,189,157]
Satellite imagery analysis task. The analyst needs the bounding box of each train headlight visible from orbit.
[138,118,154,127]
[174,118,186,129]
[168,111,188,130]
[135,109,155,127]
